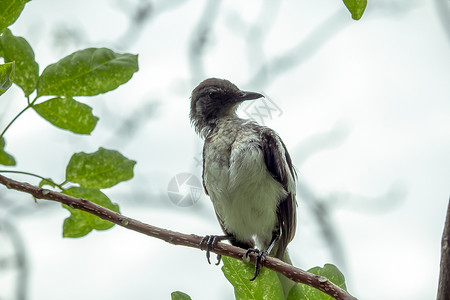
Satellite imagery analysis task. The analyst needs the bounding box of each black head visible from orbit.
[190,78,263,137]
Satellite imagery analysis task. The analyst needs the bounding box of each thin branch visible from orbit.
[0,174,357,300]
[434,0,450,43]
[247,10,349,90]
[0,170,65,190]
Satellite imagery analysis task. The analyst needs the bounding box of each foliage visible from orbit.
[0,28,38,96]
[287,264,348,300]
[171,291,192,300]
[222,256,285,300]
[343,0,367,20]
[0,61,14,96]
[0,136,15,165]
[222,257,348,300]
[62,187,120,237]
[176,256,350,299]
[0,2,138,237]
[65,148,136,189]
[32,97,99,134]
[36,47,138,97]
[0,0,28,33]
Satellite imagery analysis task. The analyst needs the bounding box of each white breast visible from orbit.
[204,137,287,249]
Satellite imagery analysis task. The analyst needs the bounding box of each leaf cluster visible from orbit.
[60,148,135,237]
[173,257,349,300]
[0,1,138,237]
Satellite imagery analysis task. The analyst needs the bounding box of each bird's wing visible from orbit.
[202,137,210,196]
[260,128,297,258]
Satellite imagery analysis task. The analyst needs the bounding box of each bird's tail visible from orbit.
[278,249,296,298]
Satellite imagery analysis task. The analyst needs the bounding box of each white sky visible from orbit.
[1,0,450,299]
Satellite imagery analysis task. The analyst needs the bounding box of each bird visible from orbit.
[190,78,297,294]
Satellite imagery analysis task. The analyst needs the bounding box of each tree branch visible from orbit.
[437,198,450,300]
[0,174,357,300]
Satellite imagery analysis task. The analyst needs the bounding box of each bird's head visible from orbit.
[190,78,264,137]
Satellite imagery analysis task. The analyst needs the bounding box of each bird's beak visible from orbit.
[239,91,264,101]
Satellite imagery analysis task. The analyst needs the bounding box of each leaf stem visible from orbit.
[0,170,63,190]
[0,96,39,140]
[0,104,31,140]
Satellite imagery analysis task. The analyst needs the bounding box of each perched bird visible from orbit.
[190,78,297,294]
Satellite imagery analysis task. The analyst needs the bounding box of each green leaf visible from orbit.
[36,48,138,97]
[287,264,348,300]
[222,256,285,300]
[38,178,57,188]
[286,285,304,300]
[0,61,15,96]
[0,137,16,166]
[343,0,367,20]
[0,0,27,32]
[62,187,120,238]
[171,291,192,300]
[32,97,99,134]
[66,147,136,189]
[0,28,39,96]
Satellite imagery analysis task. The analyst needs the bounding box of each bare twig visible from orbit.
[437,198,450,300]
[0,174,357,300]
[0,216,28,300]
[188,0,223,85]
[434,0,450,43]
[247,10,348,90]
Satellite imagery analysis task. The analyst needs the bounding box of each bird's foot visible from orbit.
[244,248,267,281]
[200,235,229,265]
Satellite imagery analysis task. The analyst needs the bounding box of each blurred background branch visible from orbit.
[437,199,450,300]
[188,0,223,84]
[0,210,29,300]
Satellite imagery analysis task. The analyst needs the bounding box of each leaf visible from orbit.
[171,291,192,300]
[0,61,15,96]
[221,256,285,300]
[343,0,367,20]
[62,187,120,238]
[38,178,57,188]
[0,0,28,32]
[287,264,348,300]
[0,137,16,166]
[0,28,39,96]
[32,97,99,134]
[36,48,138,97]
[66,147,136,189]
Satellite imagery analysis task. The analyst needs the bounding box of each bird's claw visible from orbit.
[244,248,267,281]
[200,235,224,265]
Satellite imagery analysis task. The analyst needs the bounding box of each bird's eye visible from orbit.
[209,91,220,99]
